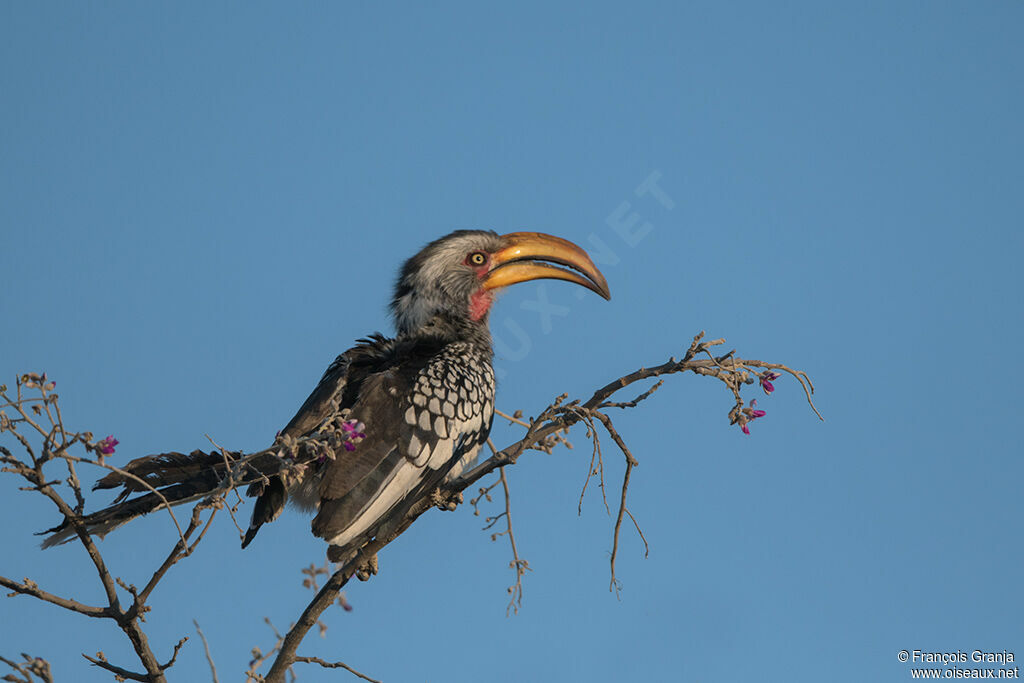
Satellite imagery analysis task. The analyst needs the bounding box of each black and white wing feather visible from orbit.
[311,339,495,558]
[246,335,495,559]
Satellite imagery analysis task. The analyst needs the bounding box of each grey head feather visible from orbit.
[390,230,503,340]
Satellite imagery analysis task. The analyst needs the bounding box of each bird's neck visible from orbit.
[397,310,493,353]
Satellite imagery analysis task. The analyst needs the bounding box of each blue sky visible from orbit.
[2,2,1022,681]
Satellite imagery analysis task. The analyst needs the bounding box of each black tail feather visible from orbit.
[40,448,272,548]
[241,476,287,548]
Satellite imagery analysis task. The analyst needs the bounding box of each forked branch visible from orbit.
[261,331,820,682]
[2,332,819,683]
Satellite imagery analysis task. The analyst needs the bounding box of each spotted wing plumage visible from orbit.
[311,340,494,558]
[403,342,494,470]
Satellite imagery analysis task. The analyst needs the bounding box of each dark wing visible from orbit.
[311,340,495,560]
[242,335,393,547]
[280,334,392,439]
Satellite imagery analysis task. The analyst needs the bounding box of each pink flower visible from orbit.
[342,420,366,439]
[749,399,767,419]
[760,371,780,395]
[96,435,119,455]
[340,419,366,452]
[740,400,767,436]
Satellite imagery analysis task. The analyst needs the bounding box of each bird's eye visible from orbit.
[466,251,488,266]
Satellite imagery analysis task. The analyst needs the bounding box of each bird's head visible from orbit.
[391,230,610,338]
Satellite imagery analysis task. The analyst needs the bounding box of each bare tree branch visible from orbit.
[591,411,646,596]
[293,657,382,683]
[0,375,219,683]
[159,638,189,672]
[82,652,148,682]
[0,653,53,683]
[3,332,820,682]
[260,331,821,681]
[497,466,530,615]
[471,440,531,615]
[1,574,108,618]
[193,621,220,683]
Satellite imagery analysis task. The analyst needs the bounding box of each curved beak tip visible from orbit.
[487,232,611,301]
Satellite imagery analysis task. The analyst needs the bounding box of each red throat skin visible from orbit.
[469,289,494,321]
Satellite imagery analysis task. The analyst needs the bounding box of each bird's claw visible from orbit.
[355,554,378,581]
[431,488,462,511]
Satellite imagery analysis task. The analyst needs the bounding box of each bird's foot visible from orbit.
[431,488,463,512]
[355,553,378,581]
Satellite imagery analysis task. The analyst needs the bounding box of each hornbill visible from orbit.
[42,230,610,563]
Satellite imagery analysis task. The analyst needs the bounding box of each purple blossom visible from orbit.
[749,399,767,419]
[96,435,119,455]
[760,371,780,395]
[342,420,366,439]
[338,419,366,452]
[740,400,767,436]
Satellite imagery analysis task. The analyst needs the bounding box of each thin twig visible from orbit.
[577,418,602,515]
[293,657,382,683]
[159,636,188,671]
[81,653,149,682]
[609,458,635,598]
[0,653,53,683]
[600,380,664,409]
[498,467,530,616]
[0,575,109,618]
[591,412,645,596]
[493,408,530,428]
[193,620,220,683]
